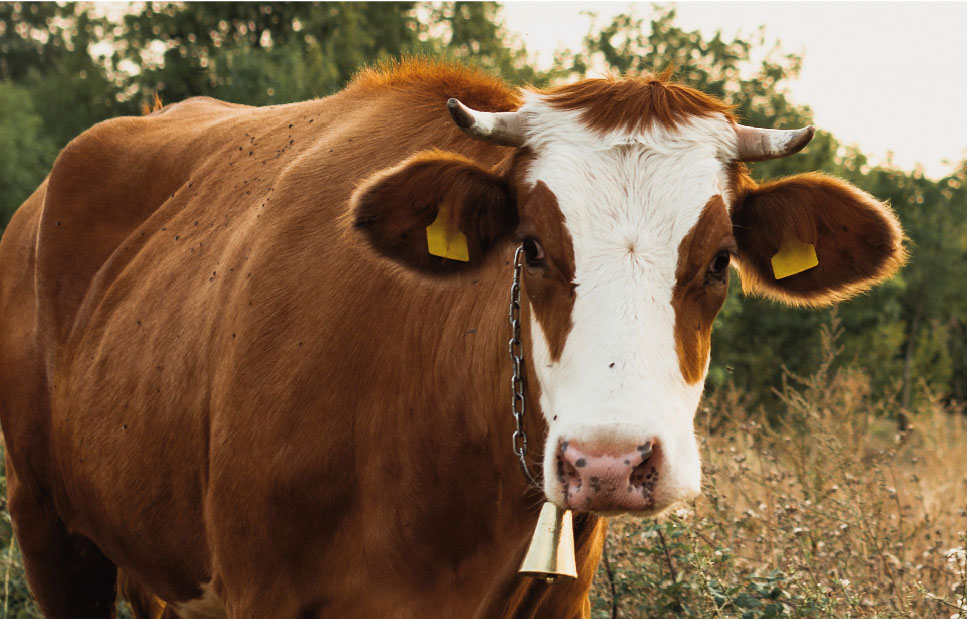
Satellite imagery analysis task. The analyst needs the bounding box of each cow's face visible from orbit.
[352,76,905,515]
[512,91,740,514]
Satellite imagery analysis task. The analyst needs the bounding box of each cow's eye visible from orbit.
[522,237,544,264]
[707,250,730,280]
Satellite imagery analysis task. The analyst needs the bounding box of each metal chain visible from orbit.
[509,245,541,489]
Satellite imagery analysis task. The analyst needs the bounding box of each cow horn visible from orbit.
[447,98,525,147]
[735,123,815,162]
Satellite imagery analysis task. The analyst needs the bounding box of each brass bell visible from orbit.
[518,502,578,582]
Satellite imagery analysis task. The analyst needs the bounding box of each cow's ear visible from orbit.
[730,172,906,306]
[351,149,517,275]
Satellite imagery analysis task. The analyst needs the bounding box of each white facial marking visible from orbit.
[519,92,738,512]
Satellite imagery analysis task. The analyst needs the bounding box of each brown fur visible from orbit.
[540,74,735,134]
[731,172,907,306]
[673,196,735,384]
[351,58,522,113]
[0,61,597,618]
[517,181,576,362]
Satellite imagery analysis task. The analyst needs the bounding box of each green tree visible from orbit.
[0,82,56,228]
[0,2,124,148]
[110,2,552,105]
[114,2,426,104]
[0,2,124,231]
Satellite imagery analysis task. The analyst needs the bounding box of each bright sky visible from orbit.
[501,2,967,179]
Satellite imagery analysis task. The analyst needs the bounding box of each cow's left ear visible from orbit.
[351,149,517,275]
[730,172,906,306]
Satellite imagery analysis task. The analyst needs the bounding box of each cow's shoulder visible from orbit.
[33,100,252,356]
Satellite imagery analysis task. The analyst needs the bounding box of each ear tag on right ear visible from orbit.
[426,204,470,262]
[771,235,818,279]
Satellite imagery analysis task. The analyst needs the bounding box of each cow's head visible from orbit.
[352,76,905,515]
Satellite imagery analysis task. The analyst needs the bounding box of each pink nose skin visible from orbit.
[557,440,660,512]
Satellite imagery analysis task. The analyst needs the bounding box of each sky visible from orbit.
[500,2,967,180]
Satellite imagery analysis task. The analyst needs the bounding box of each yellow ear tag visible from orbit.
[771,235,819,279]
[425,204,469,262]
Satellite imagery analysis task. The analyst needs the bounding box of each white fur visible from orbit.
[518,91,739,511]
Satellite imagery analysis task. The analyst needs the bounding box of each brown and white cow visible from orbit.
[0,61,904,618]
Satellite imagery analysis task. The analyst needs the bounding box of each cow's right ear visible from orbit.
[351,149,517,275]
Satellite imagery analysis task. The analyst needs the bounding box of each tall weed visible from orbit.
[592,316,967,617]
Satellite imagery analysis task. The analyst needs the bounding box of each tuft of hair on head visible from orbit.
[347,56,522,114]
[140,92,164,116]
[538,70,735,135]
[654,65,676,82]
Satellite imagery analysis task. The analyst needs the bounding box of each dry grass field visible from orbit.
[591,322,967,617]
[2,324,965,618]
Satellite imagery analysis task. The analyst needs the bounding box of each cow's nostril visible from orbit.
[557,453,582,486]
[629,440,660,495]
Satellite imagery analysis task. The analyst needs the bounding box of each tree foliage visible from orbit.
[115,2,425,104]
[0,81,55,226]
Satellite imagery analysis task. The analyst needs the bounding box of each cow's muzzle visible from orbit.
[556,439,664,513]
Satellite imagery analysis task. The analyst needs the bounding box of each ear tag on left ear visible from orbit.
[426,204,470,262]
[771,235,819,279]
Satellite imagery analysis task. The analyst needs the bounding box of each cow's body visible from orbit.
[0,61,905,618]
[1,66,598,617]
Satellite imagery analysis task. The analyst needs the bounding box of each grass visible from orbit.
[2,320,966,617]
[0,453,40,618]
[591,319,967,617]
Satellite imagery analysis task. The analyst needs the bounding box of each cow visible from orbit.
[0,59,905,618]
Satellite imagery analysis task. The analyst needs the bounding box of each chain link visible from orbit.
[509,245,541,489]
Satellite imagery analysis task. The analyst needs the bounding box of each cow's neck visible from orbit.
[378,247,602,613]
